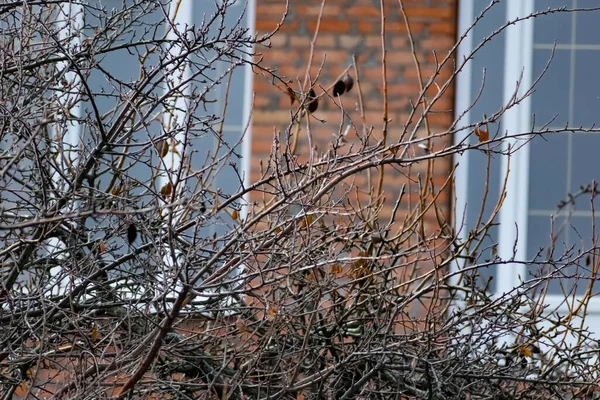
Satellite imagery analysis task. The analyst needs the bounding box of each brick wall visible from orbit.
[251,0,458,322]
[252,0,457,235]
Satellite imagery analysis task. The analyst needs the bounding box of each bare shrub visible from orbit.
[2,1,600,399]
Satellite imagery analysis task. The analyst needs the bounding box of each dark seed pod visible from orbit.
[127,223,137,245]
[342,74,354,93]
[199,202,206,214]
[307,88,319,113]
[332,80,346,97]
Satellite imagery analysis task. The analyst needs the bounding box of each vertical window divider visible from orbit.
[497,0,534,295]
[152,0,194,308]
[451,0,474,286]
[46,3,84,296]
[161,0,192,218]
[241,0,256,221]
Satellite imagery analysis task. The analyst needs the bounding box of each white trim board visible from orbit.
[496,0,534,294]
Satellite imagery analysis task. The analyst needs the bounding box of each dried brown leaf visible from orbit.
[157,138,169,157]
[236,318,247,333]
[91,326,100,342]
[160,182,173,197]
[111,184,121,196]
[287,87,296,105]
[299,214,313,229]
[519,345,533,357]
[474,127,489,143]
[266,304,277,320]
[331,263,343,276]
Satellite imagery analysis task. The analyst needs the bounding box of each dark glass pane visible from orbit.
[528,133,568,211]
[534,0,573,44]
[570,133,600,194]
[469,2,507,121]
[531,49,571,127]
[573,50,600,127]
[575,2,600,45]
[560,216,600,295]
[527,215,569,295]
[529,214,600,295]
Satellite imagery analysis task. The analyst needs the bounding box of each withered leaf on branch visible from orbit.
[306,88,319,113]
[90,326,100,342]
[518,345,533,357]
[474,127,489,143]
[127,223,137,245]
[331,263,343,276]
[287,87,297,105]
[156,138,169,158]
[332,80,346,97]
[299,214,313,229]
[111,184,122,196]
[236,318,248,333]
[160,182,173,197]
[342,73,354,92]
[266,303,277,320]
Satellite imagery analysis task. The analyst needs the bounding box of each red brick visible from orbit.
[251,0,457,254]
[428,21,456,35]
[307,19,350,33]
[403,6,455,19]
[357,21,374,34]
[257,3,288,16]
[347,5,381,18]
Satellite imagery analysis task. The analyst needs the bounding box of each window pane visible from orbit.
[575,2,600,44]
[534,0,573,44]
[527,2,600,297]
[526,215,600,296]
[527,215,567,297]
[570,132,600,210]
[531,49,571,127]
[572,50,600,127]
[528,133,568,211]
[462,2,509,284]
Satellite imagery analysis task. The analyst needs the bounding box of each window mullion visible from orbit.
[497,0,535,293]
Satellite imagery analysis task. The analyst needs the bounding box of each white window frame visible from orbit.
[453,0,600,319]
[160,0,255,213]
[496,0,534,293]
[40,0,255,309]
[156,0,254,311]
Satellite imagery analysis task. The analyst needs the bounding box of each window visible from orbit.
[454,0,600,337]
[0,0,255,312]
